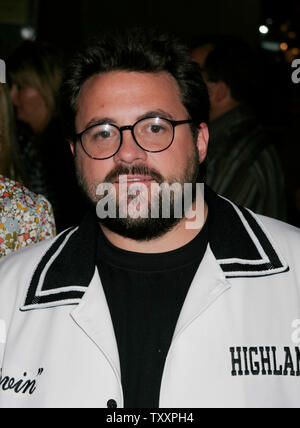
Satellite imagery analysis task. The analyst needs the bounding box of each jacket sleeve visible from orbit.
[0,251,21,368]
[0,237,55,368]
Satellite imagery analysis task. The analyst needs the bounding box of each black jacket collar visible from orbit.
[21,186,289,311]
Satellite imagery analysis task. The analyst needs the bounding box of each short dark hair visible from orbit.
[198,36,261,104]
[62,27,209,140]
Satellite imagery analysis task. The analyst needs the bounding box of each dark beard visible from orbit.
[99,189,184,241]
[75,150,204,241]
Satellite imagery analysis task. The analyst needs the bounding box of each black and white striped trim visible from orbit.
[216,197,288,278]
[20,190,290,311]
[20,227,88,311]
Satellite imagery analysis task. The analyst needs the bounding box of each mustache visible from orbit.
[104,165,164,184]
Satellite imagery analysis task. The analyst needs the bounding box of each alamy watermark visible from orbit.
[96,177,205,229]
[0,59,6,84]
[291,59,300,83]
[291,319,300,345]
[0,319,6,345]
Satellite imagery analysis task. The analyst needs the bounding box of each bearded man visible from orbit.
[0,28,300,409]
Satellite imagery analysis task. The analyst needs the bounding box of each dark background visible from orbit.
[1,0,300,227]
[0,0,262,55]
[0,0,298,53]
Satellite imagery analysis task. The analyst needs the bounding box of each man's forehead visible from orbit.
[79,70,180,95]
[75,70,186,129]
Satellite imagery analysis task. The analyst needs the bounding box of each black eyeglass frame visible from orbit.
[75,117,193,160]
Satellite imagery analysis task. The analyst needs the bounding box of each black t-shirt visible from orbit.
[97,220,208,408]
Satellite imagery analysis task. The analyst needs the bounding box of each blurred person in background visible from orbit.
[0,82,56,258]
[8,41,86,232]
[192,37,286,220]
[0,83,25,183]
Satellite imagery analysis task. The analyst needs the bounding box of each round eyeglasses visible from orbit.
[75,116,193,160]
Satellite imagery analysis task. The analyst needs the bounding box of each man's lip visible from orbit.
[115,175,156,183]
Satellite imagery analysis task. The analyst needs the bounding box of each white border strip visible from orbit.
[35,227,87,297]
[21,298,82,312]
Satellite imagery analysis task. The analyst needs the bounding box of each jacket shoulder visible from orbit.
[0,229,72,314]
[0,238,54,296]
[256,213,300,239]
[254,213,300,267]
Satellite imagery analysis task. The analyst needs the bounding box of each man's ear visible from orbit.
[69,141,76,157]
[196,123,209,163]
[213,80,230,103]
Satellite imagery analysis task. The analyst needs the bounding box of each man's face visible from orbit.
[72,70,208,240]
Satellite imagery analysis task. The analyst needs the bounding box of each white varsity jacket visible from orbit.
[0,188,300,408]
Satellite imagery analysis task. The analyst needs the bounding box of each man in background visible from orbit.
[192,37,286,220]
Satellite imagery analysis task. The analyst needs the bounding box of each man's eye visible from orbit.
[92,129,113,140]
[149,125,164,134]
[98,130,112,138]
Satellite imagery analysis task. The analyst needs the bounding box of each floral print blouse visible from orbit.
[0,175,56,259]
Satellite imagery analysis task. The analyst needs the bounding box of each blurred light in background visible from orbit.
[20,25,36,40]
[280,23,289,32]
[291,47,300,56]
[259,25,269,34]
[261,41,281,52]
[280,42,289,51]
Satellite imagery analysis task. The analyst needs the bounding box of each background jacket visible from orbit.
[207,106,286,220]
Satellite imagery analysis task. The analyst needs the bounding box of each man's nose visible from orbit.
[113,129,147,164]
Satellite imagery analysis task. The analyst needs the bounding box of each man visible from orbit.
[192,38,286,220]
[0,29,300,408]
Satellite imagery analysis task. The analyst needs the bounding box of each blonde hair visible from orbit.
[0,83,25,182]
[8,41,63,125]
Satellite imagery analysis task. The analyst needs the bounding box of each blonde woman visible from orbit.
[8,41,85,232]
[0,83,24,183]
[0,83,56,259]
